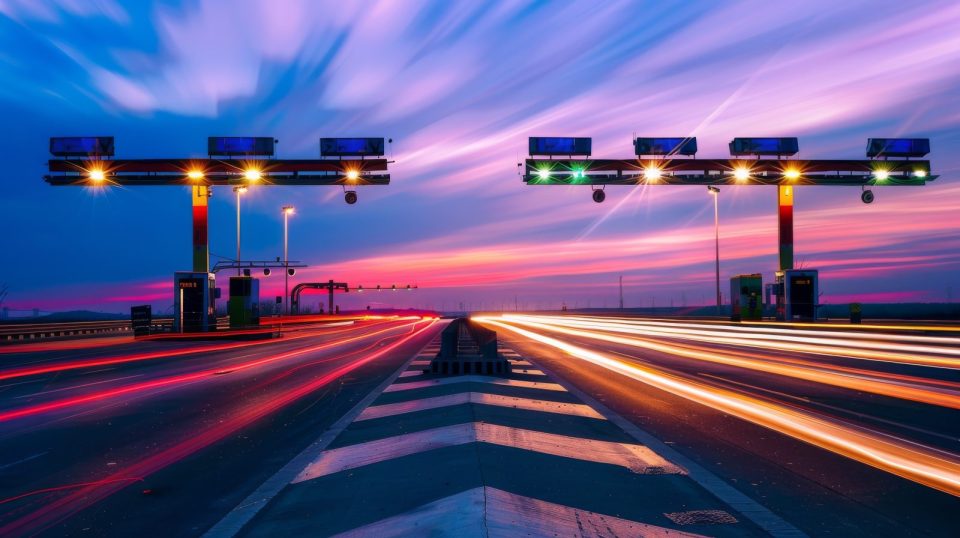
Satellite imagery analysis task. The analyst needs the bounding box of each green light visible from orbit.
[572,168,586,180]
[914,169,927,178]
[536,169,551,180]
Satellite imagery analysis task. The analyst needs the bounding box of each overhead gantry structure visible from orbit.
[521,136,938,320]
[291,281,418,316]
[44,136,392,331]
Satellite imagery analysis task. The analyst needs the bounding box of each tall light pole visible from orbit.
[707,186,721,308]
[233,186,247,275]
[282,205,295,315]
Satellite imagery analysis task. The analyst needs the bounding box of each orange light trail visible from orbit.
[477,317,960,497]
[490,315,960,410]
[505,314,960,369]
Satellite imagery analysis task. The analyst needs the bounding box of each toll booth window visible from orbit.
[789,276,816,318]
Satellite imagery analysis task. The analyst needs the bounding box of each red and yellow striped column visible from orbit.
[192,186,209,273]
[777,185,793,271]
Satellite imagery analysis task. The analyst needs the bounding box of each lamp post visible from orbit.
[233,186,247,275]
[282,205,295,315]
[707,186,721,308]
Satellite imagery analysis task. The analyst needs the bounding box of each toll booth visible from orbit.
[131,305,152,337]
[173,272,217,332]
[775,269,819,322]
[730,274,763,321]
[228,276,260,329]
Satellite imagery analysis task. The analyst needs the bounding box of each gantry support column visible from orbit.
[328,280,335,316]
[192,186,210,273]
[777,185,794,271]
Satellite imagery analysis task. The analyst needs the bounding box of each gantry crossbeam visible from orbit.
[523,158,935,186]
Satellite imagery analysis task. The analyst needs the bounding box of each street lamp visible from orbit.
[233,186,247,276]
[707,186,721,308]
[282,205,295,315]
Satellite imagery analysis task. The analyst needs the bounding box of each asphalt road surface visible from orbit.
[5,312,960,537]
[478,314,960,536]
[0,316,441,537]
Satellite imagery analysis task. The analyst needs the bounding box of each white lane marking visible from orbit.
[356,392,602,421]
[335,487,486,538]
[397,370,423,378]
[14,373,145,398]
[487,486,706,538]
[0,451,48,471]
[410,360,431,366]
[334,486,706,538]
[383,375,564,393]
[0,378,46,390]
[294,422,683,482]
[203,325,447,538]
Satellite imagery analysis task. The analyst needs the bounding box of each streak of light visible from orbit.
[0,320,421,423]
[0,319,438,536]
[0,337,137,355]
[562,314,960,335]
[0,319,393,383]
[504,314,960,369]
[745,320,960,334]
[562,314,960,344]
[0,477,144,506]
[477,317,960,497]
[491,315,960,410]
[245,320,427,390]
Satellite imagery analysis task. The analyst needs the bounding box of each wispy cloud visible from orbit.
[1,0,958,311]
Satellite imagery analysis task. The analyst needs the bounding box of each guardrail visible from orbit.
[0,319,173,342]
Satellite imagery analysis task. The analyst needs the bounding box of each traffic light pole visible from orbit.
[284,211,290,316]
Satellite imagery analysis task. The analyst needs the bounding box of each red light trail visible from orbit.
[0,318,389,383]
[0,319,424,423]
[0,318,438,536]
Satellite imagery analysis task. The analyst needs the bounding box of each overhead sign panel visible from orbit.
[729,137,799,156]
[529,137,592,156]
[634,137,697,156]
[320,138,385,157]
[208,137,275,157]
[49,137,114,157]
[866,138,930,158]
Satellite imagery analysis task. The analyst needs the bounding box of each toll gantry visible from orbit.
[521,136,937,321]
[44,136,391,332]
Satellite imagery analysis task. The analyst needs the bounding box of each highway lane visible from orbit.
[478,314,960,536]
[0,316,442,537]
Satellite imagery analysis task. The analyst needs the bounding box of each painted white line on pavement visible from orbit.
[333,486,707,538]
[356,392,602,421]
[294,422,683,482]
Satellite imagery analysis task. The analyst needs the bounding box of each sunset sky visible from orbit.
[1,0,958,314]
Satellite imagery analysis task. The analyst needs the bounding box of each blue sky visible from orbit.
[1,0,958,314]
